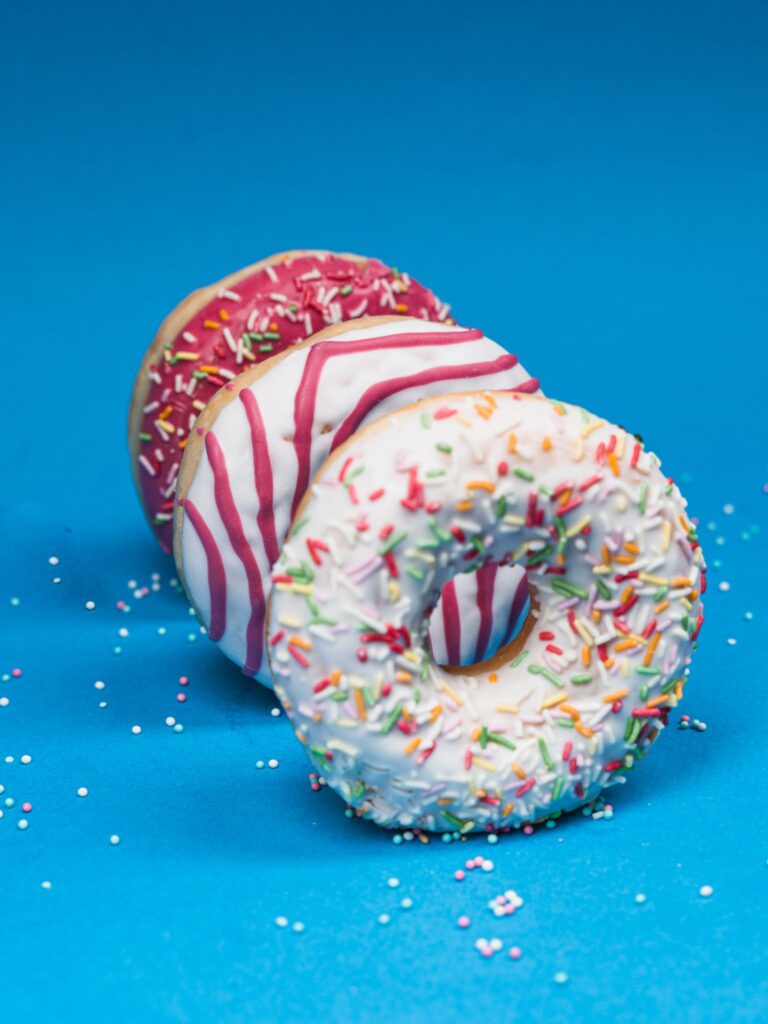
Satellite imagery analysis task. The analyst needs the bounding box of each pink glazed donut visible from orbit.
[128,250,452,552]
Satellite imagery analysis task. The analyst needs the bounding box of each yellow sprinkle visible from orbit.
[566,514,591,538]
[574,619,594,646]
[639,573,668,586]
[495,704,519,714]
[573,437,584,461]
[275,582,313,595]
[387,581,400,603]
[288,635,312,651]
[541,692,569,710]
[403,650,420,665]
[174,352,200,361]
[404,736,421,755]
[278,614,301,628]
[155,419,175,435]
[581,419,605,438]
[192,400,206,412]
[472,757,497,772]
[662,521,672,552]
[603,688,630,703]
[439,680,464,706]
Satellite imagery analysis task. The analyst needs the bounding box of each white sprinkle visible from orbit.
[85,601,96,611]
[268,759,279,769]
[400,897,413,909]
[292,921,305,933]
[48,556,60,566]
[718,581,730,592]
[387,877,400,888]
[165,716,176,727]
[77,787,88,798]
[41,881,52,890]
[723,503,734,515]
[635,893,647,904]
[275,916,288,928]
[18,819,29,830]
[727,638,737,646]
[377,914,390,925]
[94,681,105,690]
[109,834,121,846]
[554,971,569,985]
[699,884,714,898]
[131,725,142,735]
[270,708,281,717]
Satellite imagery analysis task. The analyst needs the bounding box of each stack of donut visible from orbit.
[129,249,705,833]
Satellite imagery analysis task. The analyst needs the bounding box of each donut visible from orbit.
[267,391,705,832]
[128,250,451,552]
[175,317,540,684]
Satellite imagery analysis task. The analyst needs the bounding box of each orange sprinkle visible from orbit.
[288,635,312,651]
[159,405,174,420]
[607,452,620,476]
[643,631,661,667]
[488,673,498,684]
[395,671,413,684]
[624,541,640,555]
[511,763,526,780]
[199,364,220,373]
[471,725,482,742]
[560,704,581,720]
[541,436,552,452]
[613,554,635,565]
[404,736,421,755]
[601,544,612,565]
[590,609,602,622]
[502,802,514,817]
[602,688,629,703]
[605,656,615,669]
[429,704,443,722]
[178,438,187,449]
[395,303,408,313]
[558,489,573,507]
[219,309,230,321]
[646,695,670,709]
[330,669,342,686]
[671,577,692,588]
[475,404,493,420]
[614,637,640,653]
[654,599,670,614]
[466,480,495,492]
[507,433,517,453]
[354,689,367,720]
[483,392,498,409]
[575,722,595,738]
[620,585,634,605]
[203,319,221,330]
[582,645,591,667]
[675,680,684,699]
[456,500,474,512]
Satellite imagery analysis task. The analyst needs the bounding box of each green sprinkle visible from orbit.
[571,673,592,685]
[552,777,564,801]
[406,567,425,581]
[420,412,431,429]
[595,577,612,600]
[331,690,348,702]
[138,432,152,442]
[259,343,273,353]
[479,725,489,748]
[514,468,535,481]
[425,469,446,478]
[263,331,281,341]
[636,666,660,676]
[551,579,589,600]
[293,516,309,536]
[496,497,507,518]
[486,731,517,752]
[436,442,453,454]
[538,739,554,770]
[528,664,564,688]
[509,649,529,668]
[381,701,405,734]
[379,530,407,555]
[639,483,648,515]
[340,284,353,296]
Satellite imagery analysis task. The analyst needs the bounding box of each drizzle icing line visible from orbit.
[181,498,227,641]
[204,432,266,673]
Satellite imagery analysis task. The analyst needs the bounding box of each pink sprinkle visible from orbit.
[457,916,470,929]
[22,802,32,813]
[523,825,534,835]
[509,947,522,960]
[11,668,22,678]
[454,870,466,881]
[179,676,189,686]
[481,947,493,958]
[465,859,475,870]
[176,693,187,703]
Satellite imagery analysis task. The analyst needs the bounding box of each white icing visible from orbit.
[268,393,704,832]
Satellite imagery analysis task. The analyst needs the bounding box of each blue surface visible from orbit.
[2,2,767,1021]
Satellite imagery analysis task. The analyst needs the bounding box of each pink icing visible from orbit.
[134,252,451,551]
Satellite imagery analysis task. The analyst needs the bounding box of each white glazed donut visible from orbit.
[267,391,705,832]
[174,317,539,683]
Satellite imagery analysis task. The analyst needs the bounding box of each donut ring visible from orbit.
[128,250,451,551]
[267,391,705,832]
[174,317,539,683]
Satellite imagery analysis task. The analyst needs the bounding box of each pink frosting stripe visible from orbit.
[502,571,531,647]
[330,352,525,453]
[239,389,279,567]
[509,376,540,394]
[473,563,498,663]
[181,499,227,642]
[440,578,462,665]
[289,328,485,519]
[204,432,266,674]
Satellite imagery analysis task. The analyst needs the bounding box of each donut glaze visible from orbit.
[267,392,705,832]
[129,251,451,551]
[175,318,540,683]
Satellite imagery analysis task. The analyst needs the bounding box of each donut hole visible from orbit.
[427,562,535,674]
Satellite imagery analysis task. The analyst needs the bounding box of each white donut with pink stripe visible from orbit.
[174,316,540,683]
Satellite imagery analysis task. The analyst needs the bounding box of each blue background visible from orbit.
[1,2,767,1021]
